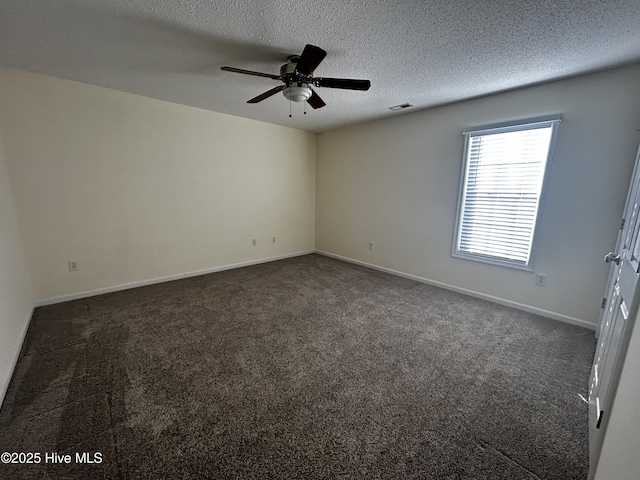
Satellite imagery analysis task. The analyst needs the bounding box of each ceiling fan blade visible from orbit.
[247,85,284,103]
[295,44,327,76]
[221,66,281,80]
[314,78,371,91]
[307,89,326,109]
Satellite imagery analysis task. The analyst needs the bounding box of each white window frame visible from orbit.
[452,115,561,271]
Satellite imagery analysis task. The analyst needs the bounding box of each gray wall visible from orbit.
[0,135,34,404]
[316,64,640,326]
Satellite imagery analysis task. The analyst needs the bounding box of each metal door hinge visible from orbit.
[601,298,607,309]
[621,218,626,230]
[596,410,604,429]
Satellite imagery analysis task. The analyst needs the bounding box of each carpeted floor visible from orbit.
[0,254,596,479]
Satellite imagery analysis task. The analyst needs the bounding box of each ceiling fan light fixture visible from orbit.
[221,44,371,110]
[283,85,312,102]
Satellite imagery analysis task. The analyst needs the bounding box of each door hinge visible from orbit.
[601,298,607,309]
[620,218,626,230]
[596,410,604,429]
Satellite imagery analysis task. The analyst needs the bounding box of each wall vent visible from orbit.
[389,103,414,111]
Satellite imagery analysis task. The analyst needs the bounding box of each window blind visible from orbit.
[455,119,558,268]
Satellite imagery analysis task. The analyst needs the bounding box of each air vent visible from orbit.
[389,103,414,111]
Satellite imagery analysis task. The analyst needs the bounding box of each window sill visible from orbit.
[451,251,534,272]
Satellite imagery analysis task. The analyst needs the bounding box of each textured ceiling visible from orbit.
[1,0,639,132]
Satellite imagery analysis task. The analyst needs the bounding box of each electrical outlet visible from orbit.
[535,273,547,286]
[368,241,374,251]
[68,261,79,272]
[252,239,257,247]
[271,237,276,245]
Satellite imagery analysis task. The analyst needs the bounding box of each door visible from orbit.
[588,144,640,478]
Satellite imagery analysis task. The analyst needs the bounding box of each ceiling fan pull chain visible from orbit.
[289,96,292,118]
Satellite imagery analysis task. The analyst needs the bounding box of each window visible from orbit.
[452,116,560,270]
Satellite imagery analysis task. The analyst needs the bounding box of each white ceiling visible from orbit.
[1,0,639,132]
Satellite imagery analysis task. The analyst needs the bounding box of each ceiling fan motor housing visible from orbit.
[280,57,308,83]
[281,56,312,102]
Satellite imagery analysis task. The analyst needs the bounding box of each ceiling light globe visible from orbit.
[283,86,312,103]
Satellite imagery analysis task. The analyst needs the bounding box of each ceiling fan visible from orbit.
[221,44,371,110]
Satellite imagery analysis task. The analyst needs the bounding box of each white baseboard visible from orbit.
[316,250,597,331]
[35,250,315,307]
[33,247,598,329]
[1,305,34,408]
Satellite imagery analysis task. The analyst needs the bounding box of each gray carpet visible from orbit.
[0,254,596,479]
